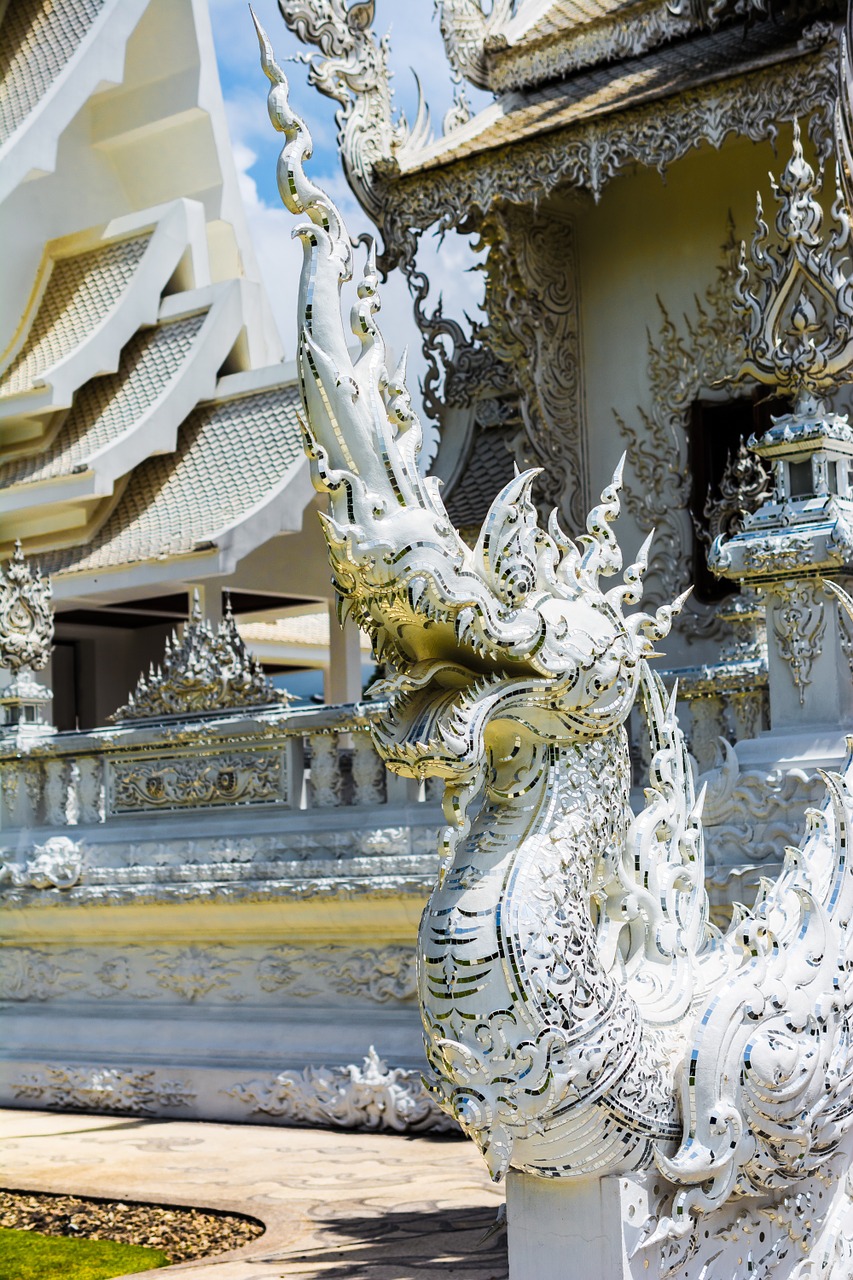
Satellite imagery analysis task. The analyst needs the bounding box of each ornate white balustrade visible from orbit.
[0,700,449,1134]
[0,701,426,838]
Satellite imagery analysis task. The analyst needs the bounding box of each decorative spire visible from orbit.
[709,122,853,729]
[0,541,55,739]
[698,437,772,547]
[734,119,853,411]
[0,541,53,674]
[110,591,284,722]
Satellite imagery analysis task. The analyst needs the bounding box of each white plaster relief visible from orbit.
[225,1046,457,1134]
[13,1066,196,1114]
[0,944,418,1005]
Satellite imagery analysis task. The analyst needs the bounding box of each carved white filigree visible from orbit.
[277,0,429,222]
[771,580,827,704]
[109,748,285,813]
[382,43,836,240]
[618,219,749,634]
[0,949,84,1001]
[0,944,418,1005]
[150,946,241,1002]
[488,1,695,92]
[13,1066,195,1114]
[434,0,512,90]
[111,593,279,722]
[226,1045,457,1133]
[0,541,53,674]
[480,204,587,525]
[0,836,83,890]
[701,437,773,546]
[307,732,341,807]
[663,590,769,769]
[699,738,823,864]
[735,118,853,404]
[668,0,769,30]
[350,731,387,804]
[258,33,853,1269]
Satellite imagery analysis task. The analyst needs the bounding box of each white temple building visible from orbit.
[0,0,439,1134]
[0,0,367,725]
[10,10,853,1263]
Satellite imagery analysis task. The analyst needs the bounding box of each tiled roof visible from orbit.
[518,0,630,42]
[240,612,373,650]
[45,384,305,575]
[445,427,517,530]
[0,312,207,485]
[402,20,806,175]
[0,235,151,399]
[0,0,106,146]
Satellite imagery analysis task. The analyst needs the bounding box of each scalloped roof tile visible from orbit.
[45,383,304,575]
[240,612,373,650]
[0,234,151,399]
[0,0,106,146]
[0,311,207,486]
[445,427,517,530]
[518,0,630,42]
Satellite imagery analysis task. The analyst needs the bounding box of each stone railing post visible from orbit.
[350,730,386,805]
[43,758,70,826]
[688,696,725,774]
[308,732,341,807]
[19,760,43,827]
[76,757,105,825]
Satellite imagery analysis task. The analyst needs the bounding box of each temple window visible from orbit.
[688,392,785,602]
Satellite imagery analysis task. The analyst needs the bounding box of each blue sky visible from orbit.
[207,1,488,455]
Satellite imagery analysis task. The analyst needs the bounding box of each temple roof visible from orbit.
[0,0,149,207]
[0,235,151,401]
[403,19,815,178]
[0,0,105,147]
[444,427,517,532]
[41,376,308,581]
[0,312,207,488]
[0,201,208,434]
[480,0,838,90]
[514,0,628,44]
[240,609,373,667]
[486,0,686,89]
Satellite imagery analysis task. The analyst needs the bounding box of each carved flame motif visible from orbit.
[734,119,853,406]
[277,0,429,220]
[0,541,53,674]
[256,14,853,1261]
[434,0,513,91]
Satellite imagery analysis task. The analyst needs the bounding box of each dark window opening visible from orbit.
[52,640,79,732]
[688,391,787,604]
[788,459,813,497]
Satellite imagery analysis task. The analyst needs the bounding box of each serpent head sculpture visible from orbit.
[255,16,853,1272]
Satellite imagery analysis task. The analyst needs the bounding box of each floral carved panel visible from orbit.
[108,749,286,813]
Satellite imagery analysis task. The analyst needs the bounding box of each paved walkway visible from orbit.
[0,1109,507,1279]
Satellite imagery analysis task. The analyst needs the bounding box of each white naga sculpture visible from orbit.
[255,15,853,1276]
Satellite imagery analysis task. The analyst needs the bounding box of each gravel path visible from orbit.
[0,1189,264,1263]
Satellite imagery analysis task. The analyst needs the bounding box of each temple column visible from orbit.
[324,605,363,705]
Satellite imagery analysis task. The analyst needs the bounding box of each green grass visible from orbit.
[0,1227,169,1279]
